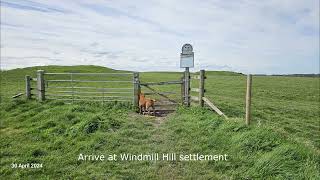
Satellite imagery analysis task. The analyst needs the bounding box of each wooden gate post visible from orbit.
[25,75,31,99]
[245,74,252,125]
[133,72,140,108]
[184,67,190,106]
[199,70,205,107]
[37,70,45,101]
[181,74,185,105]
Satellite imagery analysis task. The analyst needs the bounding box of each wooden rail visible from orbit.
[202,97,227,118]
[190,96,199,101]
[12,93,24,98]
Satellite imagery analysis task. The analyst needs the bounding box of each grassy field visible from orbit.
[1,65,319,179]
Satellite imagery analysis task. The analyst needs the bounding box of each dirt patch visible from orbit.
[153,116,166,128]
[0,127,23,136]
[133,109,175,128]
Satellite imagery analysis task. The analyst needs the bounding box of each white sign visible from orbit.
[180,44,194,68]
[180,54,194,68]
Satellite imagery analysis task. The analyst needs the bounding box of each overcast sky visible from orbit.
[1,0,319,74]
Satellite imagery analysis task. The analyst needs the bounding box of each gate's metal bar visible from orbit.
[140,80,182,86]
[47,87,133,90]
[47,80,132,83]
[143,85,177,104]
[45,91,132,94]
[43,72,135,103]
[45,73,132,75]
[46,98,131,102]
[144,91,176,95]
[46,94,132,98]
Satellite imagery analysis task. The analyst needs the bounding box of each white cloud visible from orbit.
[0,0,319,74]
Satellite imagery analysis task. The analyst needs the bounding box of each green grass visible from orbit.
[1,65,319,179]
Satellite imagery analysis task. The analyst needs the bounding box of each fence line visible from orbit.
[27,70,136,103]
[26,70,229,119]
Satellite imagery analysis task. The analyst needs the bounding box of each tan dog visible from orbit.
[145,99,156,116]
[138,92,156,116]
[139,93,146,114]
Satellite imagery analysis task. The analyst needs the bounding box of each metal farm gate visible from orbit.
[139,79,184,116]
[28,70,136,103]
[25,69,227,117]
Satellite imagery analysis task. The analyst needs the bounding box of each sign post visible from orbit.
[180,44,194,106]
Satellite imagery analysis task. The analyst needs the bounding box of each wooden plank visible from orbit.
[143,85,177,104]
[191,96,199,101]
[202,97,227,118]
[140,80,182,86]
[12,93,24,98]
[191,88,200,92]
[245,74,252,125]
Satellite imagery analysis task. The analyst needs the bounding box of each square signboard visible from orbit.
[180,54,194,68]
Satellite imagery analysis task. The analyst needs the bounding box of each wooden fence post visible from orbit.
[133,72,140,108]
[37,70,45,101]
[245,74,252,125]
[184,67,190,106]
[181,74,185,105]
[199,70,205,107]
[25,75,31,99]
